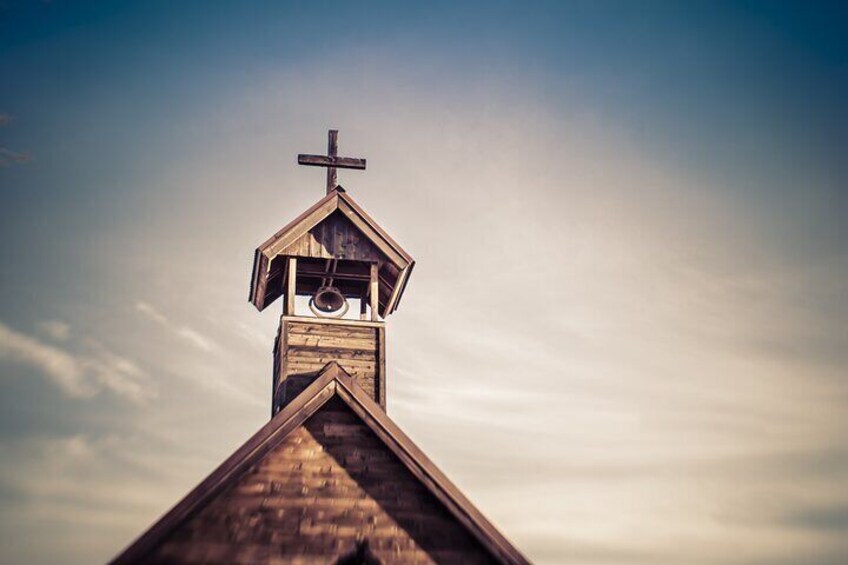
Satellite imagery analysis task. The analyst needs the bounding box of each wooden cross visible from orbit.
[298,130,366,194]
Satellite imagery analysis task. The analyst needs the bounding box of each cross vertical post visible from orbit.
[298,130,366,194]
[326,130,338,194]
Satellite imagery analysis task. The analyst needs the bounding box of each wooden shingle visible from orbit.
[111,363,529,565]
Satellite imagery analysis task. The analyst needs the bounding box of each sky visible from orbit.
[1,1,846,563]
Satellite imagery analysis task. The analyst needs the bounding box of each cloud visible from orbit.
[0,147,33,166]
[135,301,218,352]
[0,112,32,166]
[80,339,154,403]
[0,432,198,563]
[131,304,264,405]
[174,328,216,352]
[0,321,89,397]
[0,321,154,403]
[134,302,168,326]
[39,320,71,341]
[234,321,270,350]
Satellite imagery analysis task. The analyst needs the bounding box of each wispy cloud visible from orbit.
[234,321,271,350]
[1,112,33,166]
[0,147,33,167]
[174,327,216,352]
[0,321,89,397]
[0,321,154,403]
[80,339,154,403]
[39,320,71,341]
[0,432,203,563]
[135,301,218,352]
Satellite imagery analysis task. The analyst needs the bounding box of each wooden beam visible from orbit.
[338,192,413,264]
[385,262,412,315]
[284,257,297,316]
[326,129,338,194]
[263,193,339,257]
[296,130,368,195]
[249,251,269,310]
[370,263,379,322]
[337,200,407,267]
[281,315,384,329]
[377,325,386,410]
[332,373,532,565]
[297,155,367,169]
[297,266,371,281]
[360,288,368,321]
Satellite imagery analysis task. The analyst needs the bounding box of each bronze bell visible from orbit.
[309,285,348,317]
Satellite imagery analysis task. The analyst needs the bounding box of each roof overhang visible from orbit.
[249,188,414,317]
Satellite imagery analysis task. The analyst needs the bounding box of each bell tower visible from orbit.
[249,130,414,415]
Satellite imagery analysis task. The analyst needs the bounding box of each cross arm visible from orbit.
[297,154,367,169]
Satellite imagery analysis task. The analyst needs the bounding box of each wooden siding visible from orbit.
[282,211,385,262]
[144,397,495,564]
[111,366,530,565]
[275,318,385,413]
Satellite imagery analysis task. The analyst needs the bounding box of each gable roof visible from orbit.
[111,362,529,565]
[249,188,415,316]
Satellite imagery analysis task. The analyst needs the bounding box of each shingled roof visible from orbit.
[111,363,529,564]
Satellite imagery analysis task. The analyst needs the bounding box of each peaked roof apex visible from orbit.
[111,362,528,565]
[257,188,412,266]
[249,188,415,314]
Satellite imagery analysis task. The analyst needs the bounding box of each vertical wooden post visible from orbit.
[359,288,368,321]
[285,257,297,316]
[377,325,386,410]
[326,129,338,194]
[370,263,379,321]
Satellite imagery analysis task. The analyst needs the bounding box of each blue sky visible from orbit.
[1,2,846,564]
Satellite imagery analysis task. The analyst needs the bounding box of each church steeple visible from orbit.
[113,129,529,565]
[249,130,414,415]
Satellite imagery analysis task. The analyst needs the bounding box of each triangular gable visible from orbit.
[280,210,387,263]
[249,189,415,314]
[111,363,528,565]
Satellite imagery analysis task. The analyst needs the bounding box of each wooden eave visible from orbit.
[111,362,529,565]
[249,188,414,315]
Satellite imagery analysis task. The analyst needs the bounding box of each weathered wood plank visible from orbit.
[282,315,384,329]
[281,212,385,262]
[274,316,385,411]
[336,200,406,267]
[287,331,374,345]
[286,323,375,338]
[264,196,339,258]
[287,357,376,370]
[286,334,376,351]
[297,154,367,169]
[378,326,386,409]
[287,346,376,361]
[370,263,379,322]
[284,257,297,316]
